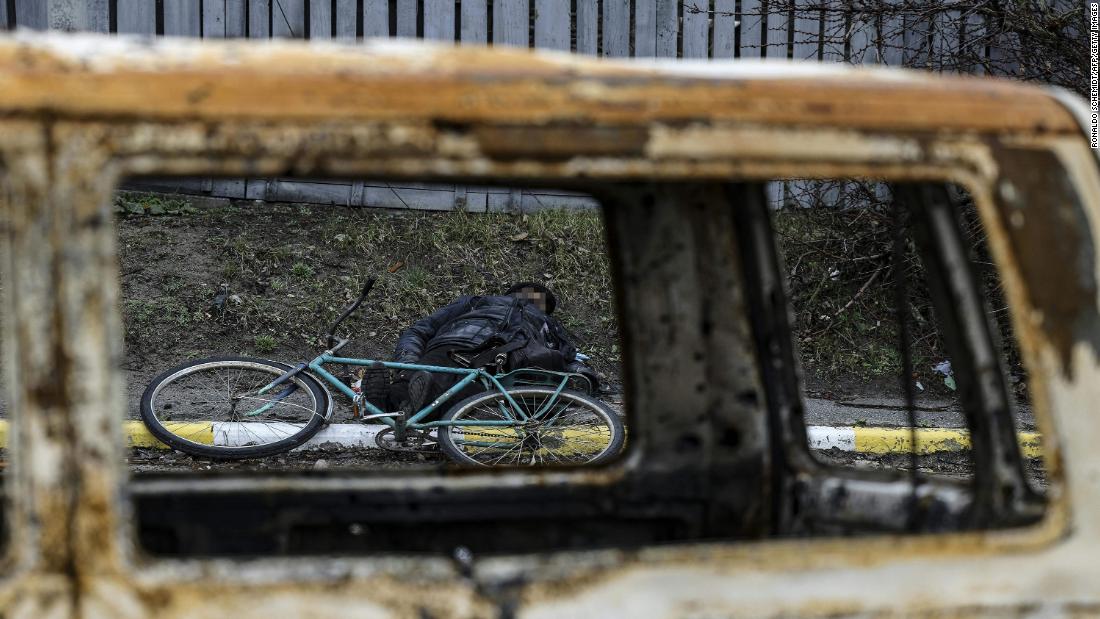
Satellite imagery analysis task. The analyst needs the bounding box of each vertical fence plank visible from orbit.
[877,11,903,65]
[848,5,875,63]
[603,0,630,56]
[534,0,569,50]
[460,0,487,42]
[931,8,959,72]
[821,5,845,61]
[901,9,932,68]
[712,0,735,58]
[272,0,305,37]
[248,0,271,37]
[47,0,109,31]
[634,0,657,56]
[681,0,708,58]
[164,0,201,36]
[820,4,845,209]
[310,0,333,37]
[424,0,455,40]
[364,0,389,36]
[225,0,246,35]
[493,0,528,47]
[90,0,108,31]
[576,0,597,53]
[960,10,985,75]
[14,0,47,29]
[985,14,1017,76]
[205,0,227,37]
[763,0,788,58]
[115,0,156,34]
[655,0,678,56]
[335,0,357,37]
[738,0,764,57]
[396,0,417,37]
[792,0,820,60]
[788,0,821,208]
[765,0,789,212]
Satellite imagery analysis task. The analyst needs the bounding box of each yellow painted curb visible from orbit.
[123,420,212,448]
[852,427,1043,458]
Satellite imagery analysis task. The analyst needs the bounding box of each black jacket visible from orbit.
[394,295,579,365]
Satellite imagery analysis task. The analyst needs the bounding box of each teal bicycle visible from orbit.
[139,278,626,466]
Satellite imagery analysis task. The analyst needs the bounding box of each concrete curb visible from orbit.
[123,421,386,451]
[112,422,1043,458]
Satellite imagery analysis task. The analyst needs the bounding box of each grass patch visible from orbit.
[114,191,194,216]
[117,201,620,384]
[254,334,278,353]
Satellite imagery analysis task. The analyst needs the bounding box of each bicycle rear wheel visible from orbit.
[437,386,625,467]
[140,356,328,459]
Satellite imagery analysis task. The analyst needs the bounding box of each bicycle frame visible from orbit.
[254,350,576,440]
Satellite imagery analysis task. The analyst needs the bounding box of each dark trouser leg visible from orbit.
[387,347,484,418]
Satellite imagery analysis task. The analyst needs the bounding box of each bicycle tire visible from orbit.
[140,356,328,459]
[437,386,625,467]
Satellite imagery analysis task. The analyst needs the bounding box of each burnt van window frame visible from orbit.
[117,173,1050,557]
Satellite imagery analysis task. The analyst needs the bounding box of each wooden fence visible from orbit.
[2,0,1021,212]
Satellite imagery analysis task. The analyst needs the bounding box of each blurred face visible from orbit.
[515,287,548,313]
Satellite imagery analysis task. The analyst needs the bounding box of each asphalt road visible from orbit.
[803,396,1036,431]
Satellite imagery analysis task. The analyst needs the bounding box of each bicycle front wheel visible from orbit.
[140,356,328,459]
[438,386,625,467]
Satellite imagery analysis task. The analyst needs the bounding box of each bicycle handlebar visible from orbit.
[325,277,377,348]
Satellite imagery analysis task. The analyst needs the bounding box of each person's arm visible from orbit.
[550,318,600,392]
[394,296,474,362]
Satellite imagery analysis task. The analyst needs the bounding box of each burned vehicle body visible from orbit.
[0,32,1096,617]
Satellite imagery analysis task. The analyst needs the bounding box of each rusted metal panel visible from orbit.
[0,36,1078,135]
[0,31,1095,619]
